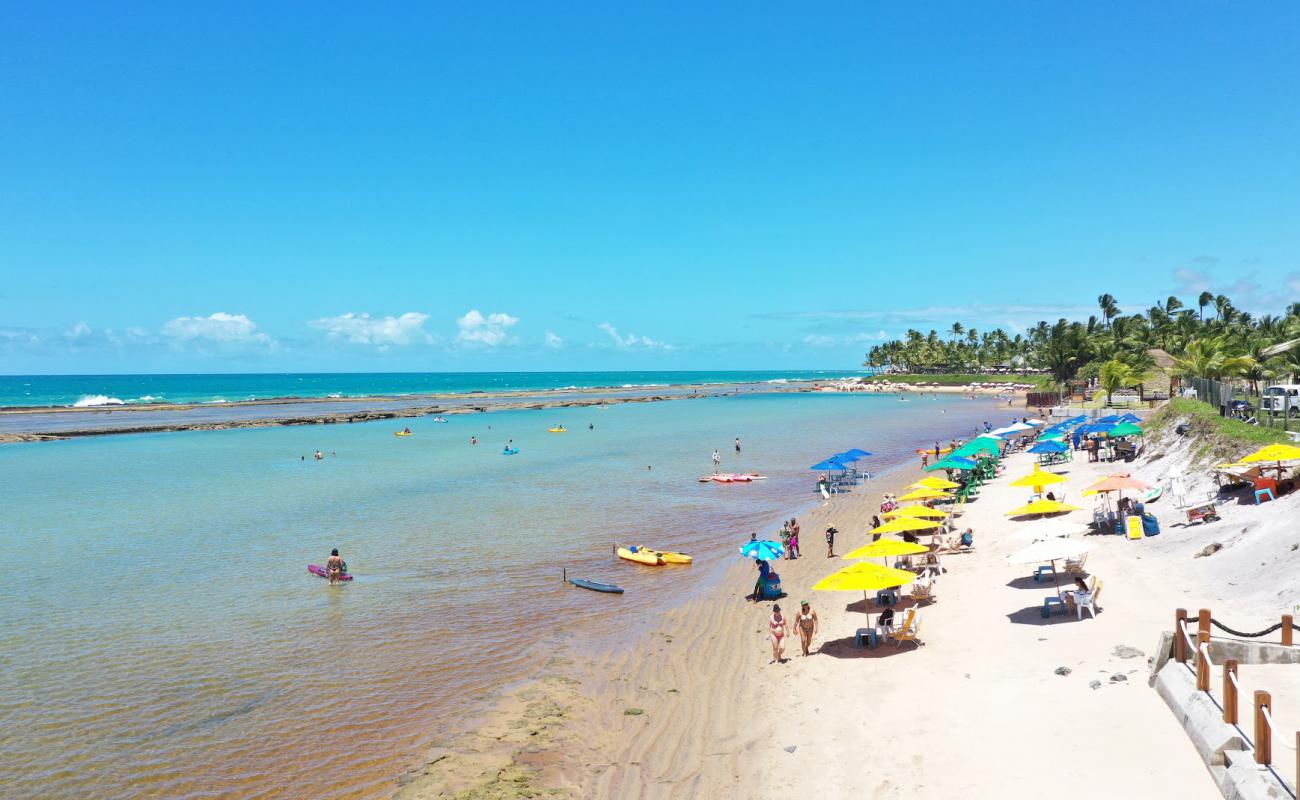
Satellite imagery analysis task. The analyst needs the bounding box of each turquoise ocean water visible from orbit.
[0,391,1006,799]
[0,370,867,408]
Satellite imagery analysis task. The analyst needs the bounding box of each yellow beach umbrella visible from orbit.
[1006,499,1081,517]
[909,476,960,491]
[842,539,930,560]
[897,487,952,502]
[1238,444,1300,464]
[883,506,948,520]
[812,562,917,592]
[1009,466,1066,490]
[871,516,943,535]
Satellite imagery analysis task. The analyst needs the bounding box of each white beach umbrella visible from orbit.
[1007,538,1095,565]
[1006,520,1089,542]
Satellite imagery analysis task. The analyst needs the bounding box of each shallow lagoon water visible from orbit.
[0,392,1005,799]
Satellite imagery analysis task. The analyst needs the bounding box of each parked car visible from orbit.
[1261,385,1300,417]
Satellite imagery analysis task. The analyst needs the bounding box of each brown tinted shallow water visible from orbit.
[0,392,1003,799]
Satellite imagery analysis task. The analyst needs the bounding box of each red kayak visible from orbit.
[307,564,353,581]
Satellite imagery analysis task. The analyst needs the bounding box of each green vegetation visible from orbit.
[1146,397,1294,467]
[863,373,1043,386]
[865,293,1300,390]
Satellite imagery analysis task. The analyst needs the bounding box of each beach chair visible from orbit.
[910,582,935,605]
[1076,580,1103,620]
[1063,553,1088,575]
[889,609,922,648]
[1060,575,1097,616]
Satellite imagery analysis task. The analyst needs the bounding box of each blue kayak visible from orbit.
[570,577,624,593]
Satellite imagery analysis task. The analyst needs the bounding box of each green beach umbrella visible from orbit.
[1036,432,1065,442]
[953,438,1000,458]
[1106,422,1143,437]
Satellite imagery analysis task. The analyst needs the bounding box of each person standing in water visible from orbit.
[711,449,721,470]
[471,436,477,445]
[325,549,346,584]
[735,436,742,453]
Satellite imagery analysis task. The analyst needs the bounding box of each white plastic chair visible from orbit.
[1077,580,1103,619]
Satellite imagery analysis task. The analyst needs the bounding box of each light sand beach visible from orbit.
[399,413,1300,799]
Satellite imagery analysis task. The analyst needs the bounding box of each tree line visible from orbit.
[864,292,1300,399]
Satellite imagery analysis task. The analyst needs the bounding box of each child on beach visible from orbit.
[789,519,801,558]
[768,605,788,663]
[825,525,837,557]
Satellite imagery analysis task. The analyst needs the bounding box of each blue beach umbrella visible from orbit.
[840,448,873,458]
[832,452,862,463]
[1028,440,1069,454]
[810,459,847,471]
[740,540,785,561]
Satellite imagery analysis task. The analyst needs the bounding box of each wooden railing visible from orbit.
[1174,608,1299,794]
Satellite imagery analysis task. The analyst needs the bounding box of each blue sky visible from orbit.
[2,2,1298,373]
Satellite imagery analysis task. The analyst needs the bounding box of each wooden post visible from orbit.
[1198,608,1212,638]
[1223,660,1239,724]
[1196,631,1211,691]
[1175,608,1189,663]
[1283,615,1294,647]
[1255,691,1272,765]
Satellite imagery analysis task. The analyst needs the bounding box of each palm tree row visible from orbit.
[865,292,1300,391]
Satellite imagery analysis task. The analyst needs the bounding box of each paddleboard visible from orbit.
[1143,485,1164,503]
[307,564,353,581]
[502,448,519,455]
[570,577,624,593]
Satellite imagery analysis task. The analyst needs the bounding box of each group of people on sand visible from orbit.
[764,600,822,663]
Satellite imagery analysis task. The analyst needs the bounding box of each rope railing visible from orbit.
[1174,608,1300,797]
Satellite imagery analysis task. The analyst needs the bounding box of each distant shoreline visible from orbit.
[0,382,796,443]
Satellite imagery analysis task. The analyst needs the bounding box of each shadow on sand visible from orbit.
[1005,605,1100,626]
[818,634,919,659]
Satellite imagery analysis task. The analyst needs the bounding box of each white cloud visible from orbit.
[544,330,564,348]
[801,331,890,348]
[1174,268,1213,295]
[456,310,519,346]
[597,322,670,350]
[310,312,433,346]
[162,312,272,345]
[65,321,92,340]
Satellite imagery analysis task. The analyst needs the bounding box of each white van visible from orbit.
[1261,385,1300,417]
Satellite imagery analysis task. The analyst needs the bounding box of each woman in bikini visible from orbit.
[325,548,346,584]
[796,601,819,656]
[768,604,789,663]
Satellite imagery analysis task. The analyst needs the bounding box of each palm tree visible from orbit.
[1098,293,1119,327]
[1098,359,1136,406]
[1198,291,1214,321]
[949,322,964,344]
[1170,336,1254,380]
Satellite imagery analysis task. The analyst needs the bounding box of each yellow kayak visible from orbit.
[394,431,412,437]
[641,547,692,565]
[616,546,664,566]
[548,427,566,433]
